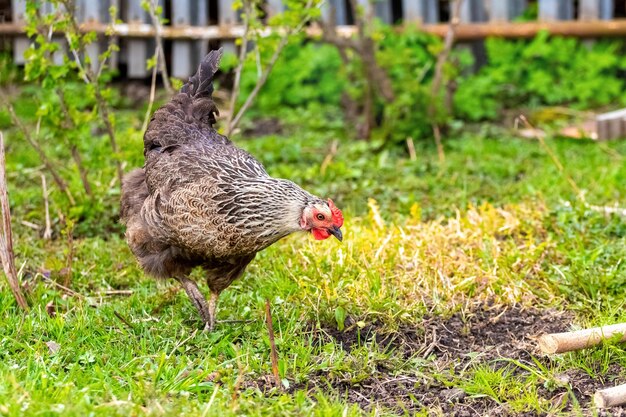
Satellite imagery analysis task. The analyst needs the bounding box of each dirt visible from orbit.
[248,305,626,416]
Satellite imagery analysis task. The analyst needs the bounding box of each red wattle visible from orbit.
[311,228,330,240]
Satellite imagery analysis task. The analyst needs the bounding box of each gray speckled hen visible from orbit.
[120,49,344,330]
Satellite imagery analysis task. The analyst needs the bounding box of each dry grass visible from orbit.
[276,200,558,329]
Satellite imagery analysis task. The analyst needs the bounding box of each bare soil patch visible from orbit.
[250,305,626,416]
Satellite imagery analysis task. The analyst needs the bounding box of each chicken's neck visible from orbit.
[229,177,319,239]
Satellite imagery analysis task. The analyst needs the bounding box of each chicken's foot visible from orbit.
[177,276,212,330]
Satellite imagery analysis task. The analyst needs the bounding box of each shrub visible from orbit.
[455,32,626,121]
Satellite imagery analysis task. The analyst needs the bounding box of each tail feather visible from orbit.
[181,48,223,99]
[143,49,224,155]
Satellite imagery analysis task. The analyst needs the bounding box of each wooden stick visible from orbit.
[594,383,626,408]
[406,137,416,162]
[0,132,28,310]
[538,322,626,354]
[41,174,52,240]
[264,298,281,388]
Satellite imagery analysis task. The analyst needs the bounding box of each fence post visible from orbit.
[459,0,487,68]
[77,0,102,73]
[579,0,613,20]
[266,0,284,18]
[374,0,393,24]
[172,0,193,79]
[321,0,348,25]
[11,0,27,65]
[489,0,527,21]
[42,2,66,65]
[402,0,439,23]
[127,0,148,78]
[108,0,120,72]
[539,0,574,20]
[191,0,208,74]
[460,0,487,23]
[218,0,237,53]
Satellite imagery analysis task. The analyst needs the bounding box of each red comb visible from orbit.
[328,199,344,228]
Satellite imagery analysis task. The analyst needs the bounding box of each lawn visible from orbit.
[1,100,626,416]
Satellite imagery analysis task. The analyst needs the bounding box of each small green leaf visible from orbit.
[334,306,346,331]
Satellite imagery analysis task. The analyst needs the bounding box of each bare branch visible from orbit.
[226,0,252,133]
[142,48,160,132]
[0,132,29,310]
[146,0,173,94]
[265,299,281,389]
[228,0,318,136]
[113,310,137,333]
[58,0,124,186]
[41,174,52,240]
[429,0,464,162]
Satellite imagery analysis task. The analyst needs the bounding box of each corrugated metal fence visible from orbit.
[1,0,622,79]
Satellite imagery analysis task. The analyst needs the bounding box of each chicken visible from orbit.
[120,49,344,330]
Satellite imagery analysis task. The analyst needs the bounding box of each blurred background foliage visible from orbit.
[1,6,626,238]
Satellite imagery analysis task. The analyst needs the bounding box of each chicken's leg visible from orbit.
[177,276,212,330]
[208,291,219,332]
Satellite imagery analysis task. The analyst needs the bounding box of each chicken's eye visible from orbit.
[316,213,325,221]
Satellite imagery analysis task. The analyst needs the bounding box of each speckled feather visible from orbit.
[120,49,324,294]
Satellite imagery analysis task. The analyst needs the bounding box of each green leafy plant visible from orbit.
[376,26,455,145]
[225,0,324,136]
[455,32,626,120]
[234,42,345,114]
[3,0,130,236]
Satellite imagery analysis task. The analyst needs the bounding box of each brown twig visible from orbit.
[142,45,160,133]
[21,220,41,230]
[5,104,75,205]
[40,273,83,298]
[320,140,339,175]
[0,132,29,310]
[429,0,464,163]
[101,290,134,296]
[226,0,251,134]
[265,298,281,388]
[63,220,74,288]
[41,174,52,239]
[231,349,246,409]
[145,0,173,94]
[113,310,136,332]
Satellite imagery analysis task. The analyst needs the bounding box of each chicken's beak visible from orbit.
[328,225,343,242]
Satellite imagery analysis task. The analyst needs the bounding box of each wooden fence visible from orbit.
[0,0,623,79]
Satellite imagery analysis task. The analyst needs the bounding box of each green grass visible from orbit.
[1,98,626,415]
